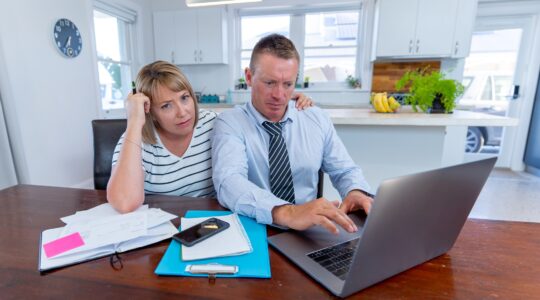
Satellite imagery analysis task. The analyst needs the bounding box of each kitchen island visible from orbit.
[202,104,518,199]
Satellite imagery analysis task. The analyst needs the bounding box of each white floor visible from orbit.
[469,168,540,223]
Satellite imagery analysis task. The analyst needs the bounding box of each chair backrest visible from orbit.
[92,119,127,190]
[317,169,324,198]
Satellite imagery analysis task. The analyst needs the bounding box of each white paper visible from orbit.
[116,222,178,253]
[147,208,177,228]
[39,222,178,271]
[39,227,115,271]
[55,211,148,257]
[181,214,252,261]
[39,203,179,271]
[61,203,149,224]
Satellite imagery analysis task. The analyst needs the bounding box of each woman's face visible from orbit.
[151,84,196,139]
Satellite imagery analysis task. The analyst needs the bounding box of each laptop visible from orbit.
[268,157,497,298]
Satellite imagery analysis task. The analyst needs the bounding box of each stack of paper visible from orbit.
[39,203,178,272]
[180,213,252,261]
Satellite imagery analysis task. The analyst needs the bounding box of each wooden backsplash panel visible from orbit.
[371,61,441,93]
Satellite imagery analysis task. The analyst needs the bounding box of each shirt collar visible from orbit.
[246,100,297,127]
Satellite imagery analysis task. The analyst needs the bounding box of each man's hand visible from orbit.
[339,190,373,215]
[272,198,358,234]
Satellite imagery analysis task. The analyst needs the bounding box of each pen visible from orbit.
[132,81,136,94]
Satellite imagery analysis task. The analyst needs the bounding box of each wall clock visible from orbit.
[53,18,82,58]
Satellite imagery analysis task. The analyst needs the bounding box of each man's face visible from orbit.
[246,53,298,122]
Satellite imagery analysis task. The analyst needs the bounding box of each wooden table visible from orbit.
[1,185,539,299]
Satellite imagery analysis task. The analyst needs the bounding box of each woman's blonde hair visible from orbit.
[135,61,199,144]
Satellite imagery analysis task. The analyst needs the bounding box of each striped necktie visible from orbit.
[262,121,296,204]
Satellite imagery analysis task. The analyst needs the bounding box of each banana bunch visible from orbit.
[370,92,401,113]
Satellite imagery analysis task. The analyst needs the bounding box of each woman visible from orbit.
[107,61,313,213]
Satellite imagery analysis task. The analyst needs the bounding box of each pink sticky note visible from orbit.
[43,232,85,258]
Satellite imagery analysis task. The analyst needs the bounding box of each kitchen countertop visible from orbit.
[199,104,518,127]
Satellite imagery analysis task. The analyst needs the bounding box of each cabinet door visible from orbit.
[451,0,478,58]
[414,0,458,57]
[153,11,176,63]
[196,8,228,64]
[173,10,198,65]
[375,0,418,57]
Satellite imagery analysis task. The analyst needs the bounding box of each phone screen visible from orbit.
[173,217,230,247]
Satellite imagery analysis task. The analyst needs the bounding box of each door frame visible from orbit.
[468,1,540,170]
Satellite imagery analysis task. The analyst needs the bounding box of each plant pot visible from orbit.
[428,93,452,114]
[303,82,309,88]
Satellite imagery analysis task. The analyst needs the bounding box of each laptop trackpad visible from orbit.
[298,212,366,252]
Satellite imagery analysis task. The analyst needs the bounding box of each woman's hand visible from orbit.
[125,92,151,128]
[291,92,314,110]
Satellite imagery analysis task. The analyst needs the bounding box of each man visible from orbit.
[212,34,373,234]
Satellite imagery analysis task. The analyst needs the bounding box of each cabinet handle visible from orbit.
[454,41,459,55]
[194,50,198,62]
[199,50,203,62]
[409,40,413,53]
[171,51,175,64]
[416,39,420,53]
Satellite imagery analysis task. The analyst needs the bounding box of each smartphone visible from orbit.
[172,217,230,247]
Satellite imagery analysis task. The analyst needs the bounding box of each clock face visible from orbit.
[53,18,82,58]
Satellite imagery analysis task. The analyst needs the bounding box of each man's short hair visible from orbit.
[249,34,300,73]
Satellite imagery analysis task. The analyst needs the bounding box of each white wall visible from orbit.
[0,95,18,190]
[0,0,153,188]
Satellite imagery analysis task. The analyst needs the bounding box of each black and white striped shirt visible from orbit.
[112,109,216,197]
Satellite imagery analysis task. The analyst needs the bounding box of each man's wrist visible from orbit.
[271,204,293,227]
[349,189,374,199]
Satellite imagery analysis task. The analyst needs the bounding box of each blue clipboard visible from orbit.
[155,210,271,278]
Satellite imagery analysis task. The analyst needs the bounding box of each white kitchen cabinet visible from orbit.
[153,11,176,63]
[374,0,467,59]
[451,0,478,58]
[374,0,419,57]
[195,8,228,64]
[153,8,227,65]
[172,10,199,64]
[415,0,458,56]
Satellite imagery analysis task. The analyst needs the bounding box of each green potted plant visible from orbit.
[303,76,310,88]
[237,78,247,90]
[395,68,464,113]
[346,75,361,89]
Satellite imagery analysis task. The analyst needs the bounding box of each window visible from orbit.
[304,11,358,83]
[462,76,473,91]
[493,75,512,101]
[93,2,137,112]
[240,15,290,72]
[480,76,493,101]
[238,7,361,87]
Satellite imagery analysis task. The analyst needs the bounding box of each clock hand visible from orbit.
[65,36,72,47]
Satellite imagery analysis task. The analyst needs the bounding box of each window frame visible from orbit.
[92,0,138,118]
[236,4,364,90]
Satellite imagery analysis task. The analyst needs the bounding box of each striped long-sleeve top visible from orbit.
[112,109,216,197]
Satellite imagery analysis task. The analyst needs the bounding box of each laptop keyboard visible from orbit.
[306,238,360,280]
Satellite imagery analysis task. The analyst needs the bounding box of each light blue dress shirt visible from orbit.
[212,101,371,225]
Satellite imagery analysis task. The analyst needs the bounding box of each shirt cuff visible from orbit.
[255,194,291,225]
[344,185,373,199]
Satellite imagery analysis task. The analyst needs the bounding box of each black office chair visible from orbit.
[92,119,127,190]
[317,169,324,198]
[91,118,325,195]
